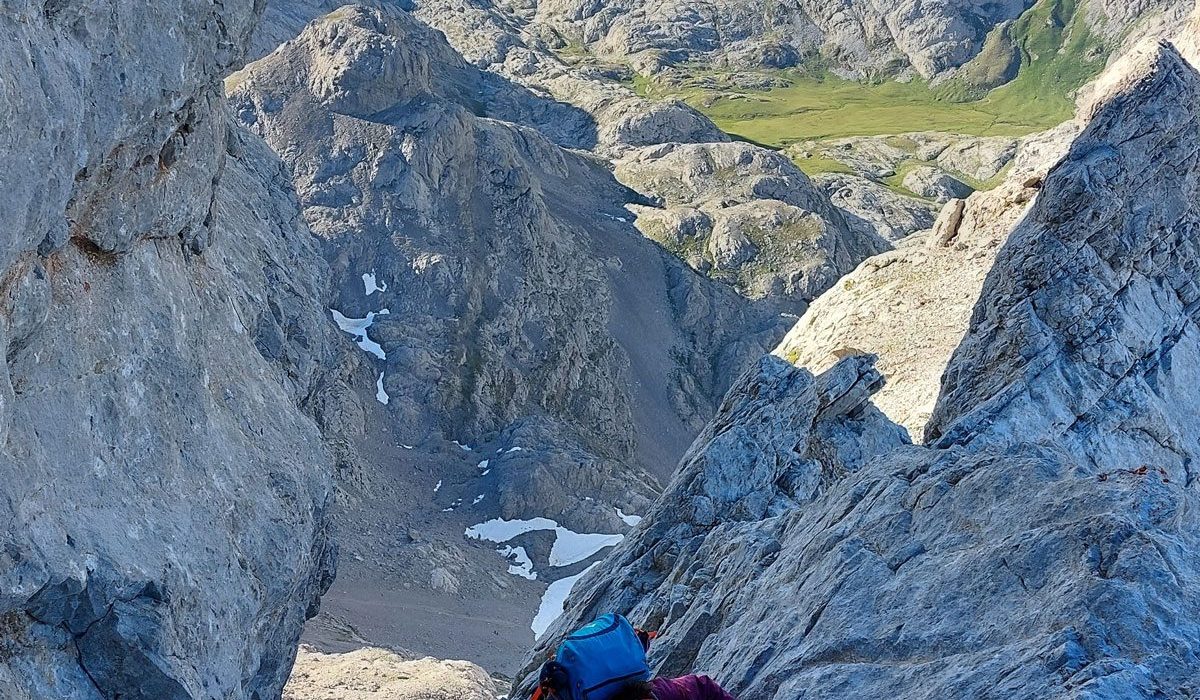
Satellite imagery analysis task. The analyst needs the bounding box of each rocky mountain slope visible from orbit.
[230,4,876,669]
[519,33,1200,699]
[0,1,340,698]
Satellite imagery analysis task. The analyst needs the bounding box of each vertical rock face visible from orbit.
[519,38,1200,700]
[1,2,338,698]
[927,40,1200,478]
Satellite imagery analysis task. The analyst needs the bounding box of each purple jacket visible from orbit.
[649,675,737,700]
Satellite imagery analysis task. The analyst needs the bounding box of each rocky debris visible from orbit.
[285,646,500,699]
[617,142,889,304]
[900,166,974,203]
[0,1,339,698]
[517,32,1200,700]
[814,174,938,242]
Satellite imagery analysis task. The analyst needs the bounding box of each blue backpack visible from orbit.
[534,613,651,700]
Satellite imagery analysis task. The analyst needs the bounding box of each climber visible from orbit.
[610,675,738,700]
[533,613,737,700]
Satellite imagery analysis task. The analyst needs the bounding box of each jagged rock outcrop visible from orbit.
[775,122,1080,438]
[518,36,1200,700]
[0,2,338,698]
[927,39,1200,473]
[618,142,889,303]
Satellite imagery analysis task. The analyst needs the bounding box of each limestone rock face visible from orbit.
[900,166,974,203]
[927,41,1200,474]
[815,174,937,242]
[517,37,1200,700]
[618,142,889,304]
[0,2,338,698]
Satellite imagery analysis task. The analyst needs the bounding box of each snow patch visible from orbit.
[505,447,523,453]
[477,460,490,470]
[465,517,624,569]
[549,531,624,568]
[433,480,442,493]
[465,517,559,542]
[453,441,473,452]
[473,494,485,505]
[532,564,598,638]
[375,373,390,405]
[616,508,643,527]
[498,546,536,580]
[362,271,388,295]
[330,308,390,359]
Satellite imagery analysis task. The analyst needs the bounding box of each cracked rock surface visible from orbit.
[0,2,340,698]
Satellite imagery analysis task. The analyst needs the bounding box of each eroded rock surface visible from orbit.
[0,2,338,698]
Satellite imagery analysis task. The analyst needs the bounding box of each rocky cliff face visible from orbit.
[519,36,1200,699]
[0,2,338,699]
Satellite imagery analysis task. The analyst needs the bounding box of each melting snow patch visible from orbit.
[453,441,473,452]
[473,494,485,505]
[616,508,643,527]
[498,545,536,580]
[477,460,490,470]
[465,517,624,569]
[375,373,390,405]
[363,271,388,295]
[506,447,523,453]
[532,564,598,638]
[433,480,442,493]
[481,469,491,476]
[549,531,624,568]
[400,444,414,450]
[466,517,559,542]
[330,308,389,359]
